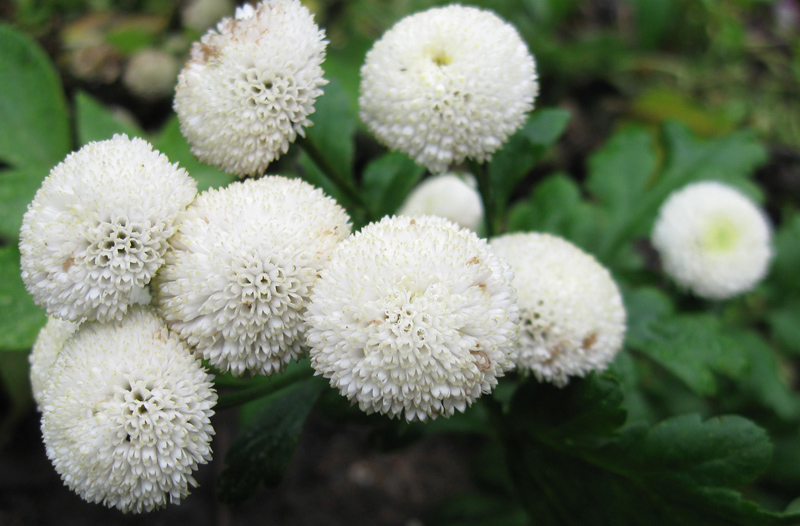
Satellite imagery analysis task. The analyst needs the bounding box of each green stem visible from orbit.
[215,362,315,410]
[297,136,366,210]
[472,161,497,237]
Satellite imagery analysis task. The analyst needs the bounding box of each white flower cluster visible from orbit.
[491,233,626,386]
[174,0,328,177]
[20,134,197,323]
[307,215,518,421]
[154,176,351,376]
[398,172,484,231]
[359,5,537,173]
[41,307,216,513]
[651,181,773,300]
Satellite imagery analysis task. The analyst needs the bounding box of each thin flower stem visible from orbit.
[472,160,497,237]
[297,136,367,210]
[215,362,316,410]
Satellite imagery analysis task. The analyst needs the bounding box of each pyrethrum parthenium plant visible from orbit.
[3,0,800,523]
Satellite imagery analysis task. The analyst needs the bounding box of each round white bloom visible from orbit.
[40,306,216,513]
[182,0,235,32]
[490,232,626,387]
[651,181,773,300]
[398,173,484,231]
[174,0,328,177]
[307,215,518,422]
[154,176,351,376]
[359,5,537,174]
[123,49,180,100]
[20,134,197,323]
[29,318,80,409]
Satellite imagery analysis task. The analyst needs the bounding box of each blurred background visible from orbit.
[0,0,799,524]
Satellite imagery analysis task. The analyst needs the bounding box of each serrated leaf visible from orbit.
[0,245,46,351]
[489,108,570,214]
[0,167,47,240]
[153,116,236,192]
[218,376,326,504]
[506,377,796,525]
[510,374,626,442]
[303,78,356,184]
[0,23,70,170]
[505,172,603,251]
[361,152,425,218]
[630,314,750,396]
[75,91,144,145]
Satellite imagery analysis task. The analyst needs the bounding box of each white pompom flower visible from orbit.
[29,318,80,409]
[174,0,328,177]
[307,215,518,422]
[651,181,773,300]
[40,306,216,513]
[398,173,484,231]
[490,232,626,387]
[154,176,351,376]
[19,134,197,323]
[359,5,537,174]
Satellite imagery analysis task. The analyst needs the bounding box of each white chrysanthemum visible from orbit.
[29,318,80,409]
[490,233,626,387]
[174,0,328,177]
[359,5,537,174]
[123,49,180,100]
[307,215,518,422]
[20,135,197,323]
[40,306,216,513]
[398,173,484,231]
[651,181,773,300]
[154,176,351,376]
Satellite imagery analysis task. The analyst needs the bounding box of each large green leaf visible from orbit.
[0,23,70,169]
[217,376,326,504]
[361,152,425,219]
[488,108,570,216]
[0,245,46,351]
[75,91,144,145]
[303,78,356,185]
[153,116,236,192]
[629,314,750,396]
[505,375,797,526]
[0,167,47,240]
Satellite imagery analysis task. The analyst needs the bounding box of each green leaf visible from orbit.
[303,78,356,184]
[586,126,657,255]
[506,173,602,251]
[0,22,70,169]
[75,91,144,145]
[769,214,800,295]
[361,152,425,218]
[430,492,528,526]
[489,108,570,215]
[505,377,795,525]
[0,167,47,240]
[629,314,750,396]
[217,376,326,504]
[510,374,627,443]
[768,301,800,356]
[153,116,236,192]
[623,286,675,349]
[0,245,46,351]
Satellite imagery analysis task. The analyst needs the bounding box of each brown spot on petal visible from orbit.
[583,332,598,350]
[467,256,480,265]
[63,258,74,272]
[470,348,492,371]
[368,319,383,326]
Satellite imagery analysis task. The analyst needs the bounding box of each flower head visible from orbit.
[651,181,773,300]
[40,306,216,513]
[307,215,518,421]
[490,233,626,387]
[154,176,350,376]
[123,49,180,101]
[174,0,328,177]
[20,134,197,322]
[359,5,537,174]
[29,318,80,408]
[398,173,484,231]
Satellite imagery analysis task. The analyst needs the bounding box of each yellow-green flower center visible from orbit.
[701,215,740,252]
